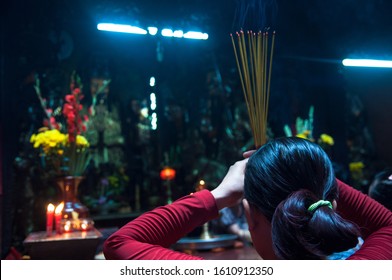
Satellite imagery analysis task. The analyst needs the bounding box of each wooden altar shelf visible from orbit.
[23,228,103,260]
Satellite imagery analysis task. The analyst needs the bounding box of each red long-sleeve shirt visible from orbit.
[103,180,392,260]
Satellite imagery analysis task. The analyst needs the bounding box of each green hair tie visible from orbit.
[308,200,333,213]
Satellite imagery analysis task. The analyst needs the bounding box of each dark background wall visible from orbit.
[344,68,392,165]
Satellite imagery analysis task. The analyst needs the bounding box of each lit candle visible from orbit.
[63,220,72,232]
[80,220,88,231]
[55,202,64,234]
[46,203,55,237]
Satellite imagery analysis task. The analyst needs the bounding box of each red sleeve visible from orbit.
[336,180,392,259]
[103,190,219,260]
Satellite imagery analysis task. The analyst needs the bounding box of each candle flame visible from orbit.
[47,203,55,212]
[81,222,88,231]
[55,202,64,214]
[64,221,72,232]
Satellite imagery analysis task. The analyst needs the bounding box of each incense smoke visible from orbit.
[233,0,278,31]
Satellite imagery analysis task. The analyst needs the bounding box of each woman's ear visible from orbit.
[242,199,255,230]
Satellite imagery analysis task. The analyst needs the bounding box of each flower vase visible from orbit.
[56,176,89,224]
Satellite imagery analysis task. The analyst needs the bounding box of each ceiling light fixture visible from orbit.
[98,23,208,40]
[342,59,392,68]
[147,27,158,36]
[183,31,209,40]
[97,23,147,35]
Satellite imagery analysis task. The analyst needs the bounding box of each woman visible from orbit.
[103,137,392,259]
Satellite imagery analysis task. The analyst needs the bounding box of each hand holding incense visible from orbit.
[231,30,275,148]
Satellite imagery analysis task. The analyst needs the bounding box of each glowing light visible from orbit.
[150,76,156,87]
[47,203,55,213]
[183,31,208,40]
[342,59,392,68]
[97,23,147,35]
[141,107,149,118]
[173,30,184,38]
[160,167,176,181]
[150,93,157,111]
[161,29,207,40]
[55,202,64,215]
[161,28,173,37]
[151,112,158,130]
[81,221,88,231]
[97,24,208,40]
[148,27,158,36]
[199,180,205,185]
[63,221,72,232]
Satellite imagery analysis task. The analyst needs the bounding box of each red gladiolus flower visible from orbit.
[65,94,75,103]
[62,82,88,145]
[67,112,76,122]
[73,88,81,95]
[63,104,73,114]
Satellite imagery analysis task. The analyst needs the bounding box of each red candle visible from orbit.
[46,203,55,237]
[55,202,64,235]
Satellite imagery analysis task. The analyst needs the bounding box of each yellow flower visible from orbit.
[75,135,90,147]
[30,129,64,153]
[30,129,90,157]
[319,134,334,146]
[349,162,365,173]
[30,134,36,143]
[30,128,90,176]
[31,130,89,151]
[296,133,308,139]
[296,130,311,140]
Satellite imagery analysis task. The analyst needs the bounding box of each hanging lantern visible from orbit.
[160,167,176,181]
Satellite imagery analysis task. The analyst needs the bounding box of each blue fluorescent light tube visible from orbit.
[183,31,208,40]
[342,59,392,68]
[97,23,147,35]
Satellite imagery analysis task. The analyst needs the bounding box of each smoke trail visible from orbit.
[232,0,278,31]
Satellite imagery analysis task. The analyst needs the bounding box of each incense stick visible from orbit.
[231,30,275,148]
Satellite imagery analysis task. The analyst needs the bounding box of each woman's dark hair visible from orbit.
[244,137,360,259]
[368,168,392,211]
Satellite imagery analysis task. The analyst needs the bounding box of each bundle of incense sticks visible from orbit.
[231,30,275,148]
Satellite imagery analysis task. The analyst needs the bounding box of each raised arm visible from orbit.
[336,180,392,259]
[103,190,218,260]
[103,156,250,260]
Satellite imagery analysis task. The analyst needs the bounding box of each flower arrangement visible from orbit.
[30,73,90,177]
[283,105,335,150]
